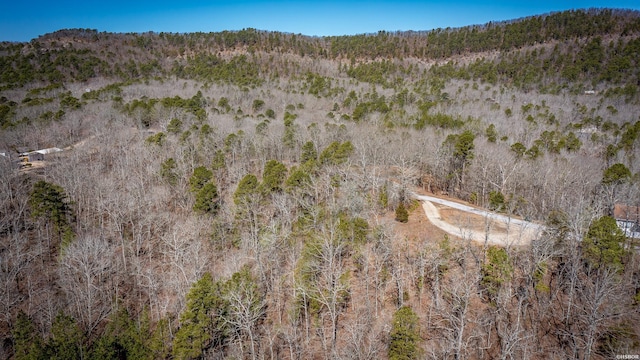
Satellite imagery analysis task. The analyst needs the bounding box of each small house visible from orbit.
[24,152,44,162]
[35,147,63,155]
[614,204,640,239]
[19,147,63,162]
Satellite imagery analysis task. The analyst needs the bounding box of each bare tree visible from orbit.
[57,234,120,334]
[224,270,266,360]
[295,215,351,359]
[574,267,625,360]
[0,232,35,328]
[159,218,209,314]
[431,246,483,360]
[338,307,385,360]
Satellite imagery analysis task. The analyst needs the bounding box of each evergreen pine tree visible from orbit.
[45,313,84,360]
[261,160,287,193]
[173,273,228,359]
[11,311,44,360]
[234,174,260,206]
[583,215,627,272]
[29,180,74,247]
[388,306,422,360]
[481,246,513,298]
[189,166,213,193]
[193,182,219,214]
[395,202,409,223]
[301,141,317,164]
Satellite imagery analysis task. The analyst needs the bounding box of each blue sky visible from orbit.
[2,0,640,42]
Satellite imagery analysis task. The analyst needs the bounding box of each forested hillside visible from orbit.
[1,8,640,359]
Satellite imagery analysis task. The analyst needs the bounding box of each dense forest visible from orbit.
[1,7,640,360]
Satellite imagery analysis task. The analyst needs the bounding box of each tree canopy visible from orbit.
[582,215,627,271]
[388,306,422,360]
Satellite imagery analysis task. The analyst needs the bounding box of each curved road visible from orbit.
[412,193,545,246]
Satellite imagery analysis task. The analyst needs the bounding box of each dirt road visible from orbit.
[413,193,545,247]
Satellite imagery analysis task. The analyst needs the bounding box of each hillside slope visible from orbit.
[1,8,640,360]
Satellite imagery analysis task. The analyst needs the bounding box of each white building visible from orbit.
[614,204,640,239]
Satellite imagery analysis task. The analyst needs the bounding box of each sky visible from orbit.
[2,0,640,42]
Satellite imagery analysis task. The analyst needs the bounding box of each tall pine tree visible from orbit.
[173,273,228,359]
[388,306,422,360]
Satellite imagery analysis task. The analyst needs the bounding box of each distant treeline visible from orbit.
[1,8,640,88]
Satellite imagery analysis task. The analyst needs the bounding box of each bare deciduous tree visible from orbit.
[57,234,120,335]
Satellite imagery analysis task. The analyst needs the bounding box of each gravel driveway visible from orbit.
[414,193,545,247]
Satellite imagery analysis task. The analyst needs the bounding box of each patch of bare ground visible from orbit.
[375,203,451,248]
[439,205,511,234]
[18,160,47,173]
[426,201,538,247]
